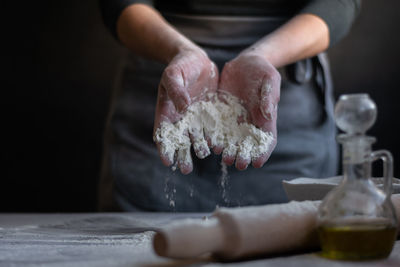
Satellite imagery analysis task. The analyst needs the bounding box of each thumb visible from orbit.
[260,75,280,121]
[161,65,191,113]
[260,82,274,121]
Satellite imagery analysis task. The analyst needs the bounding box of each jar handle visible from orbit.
[370,150,393,196]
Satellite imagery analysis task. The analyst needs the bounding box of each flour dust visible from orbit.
[154,92,274,172]
[219,162,230,204]
[156,92,275,209]
[164,171,176,210]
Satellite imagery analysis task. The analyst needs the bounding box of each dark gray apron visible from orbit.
[98,14,338,212]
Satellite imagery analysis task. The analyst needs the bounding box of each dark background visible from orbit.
[2,1,399,212]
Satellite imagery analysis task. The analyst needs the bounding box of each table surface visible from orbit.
[0,213,399,267]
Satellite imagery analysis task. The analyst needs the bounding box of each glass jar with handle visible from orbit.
[317,94,398,260]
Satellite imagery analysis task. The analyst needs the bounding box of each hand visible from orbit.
[218,52,281,170]
[154,47,219,174]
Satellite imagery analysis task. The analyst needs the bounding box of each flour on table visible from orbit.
[154,92,274,171]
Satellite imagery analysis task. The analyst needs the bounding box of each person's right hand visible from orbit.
[153,47,219,174]
[218,52,281,170]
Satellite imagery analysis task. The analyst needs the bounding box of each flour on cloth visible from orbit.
[154,92,274,169]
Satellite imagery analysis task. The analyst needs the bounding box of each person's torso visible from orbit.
[154,0,311,16]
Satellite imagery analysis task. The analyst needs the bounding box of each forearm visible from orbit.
[116,4,197,64]
[245,14,329,68]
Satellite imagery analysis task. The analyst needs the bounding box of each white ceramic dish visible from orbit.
[282,176,400,201]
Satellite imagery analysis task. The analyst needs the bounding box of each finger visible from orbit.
[153,120,177,167]
[235,138,253,171]
[177,146,193,175]
[251,94,278,134]
[162,66,191,113]
[189,128,210,159]
[153,85,178,167]
[260,82,274,121]
[155,140,176,167]
[153,86,182,130]
[213,145,224,155]
[222,144,237,166]
[210,62,217,80]
[251,137,277,168]
[260,74,281,121]
[208,62,219,93]
[204,130,224,155]
[235,155,251,171]
[251,153,269,169]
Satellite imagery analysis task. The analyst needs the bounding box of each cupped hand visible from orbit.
[153,47,219,174]
[218,52,281,170]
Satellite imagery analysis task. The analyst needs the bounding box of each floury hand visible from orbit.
[154,50,280,174]
[153,46,219,174]
[218,52,281,170]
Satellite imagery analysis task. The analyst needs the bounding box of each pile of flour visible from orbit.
[154,93,274,169]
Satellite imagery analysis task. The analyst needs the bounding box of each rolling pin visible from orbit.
[153,194,400,260]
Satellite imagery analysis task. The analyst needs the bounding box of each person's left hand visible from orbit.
[153,47,219,174]
[218,52,281,170]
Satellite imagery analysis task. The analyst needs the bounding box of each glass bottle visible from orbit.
[317,94,398,260]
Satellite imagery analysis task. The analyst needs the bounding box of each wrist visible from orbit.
[235,48,272,68]
[240,44,280,67]
[165,38,204,63]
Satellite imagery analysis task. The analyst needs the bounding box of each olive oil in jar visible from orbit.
[318,224,397,260]
[318,94,398,261]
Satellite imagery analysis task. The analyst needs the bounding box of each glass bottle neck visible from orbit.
[343,161,371,181]
[339,134,375,181]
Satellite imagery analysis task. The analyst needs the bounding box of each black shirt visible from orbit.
[99,0,361,46]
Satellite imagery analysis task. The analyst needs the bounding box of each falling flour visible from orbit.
[164,173,176,209]
[154,92,274,171]
[220,162,229,204]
